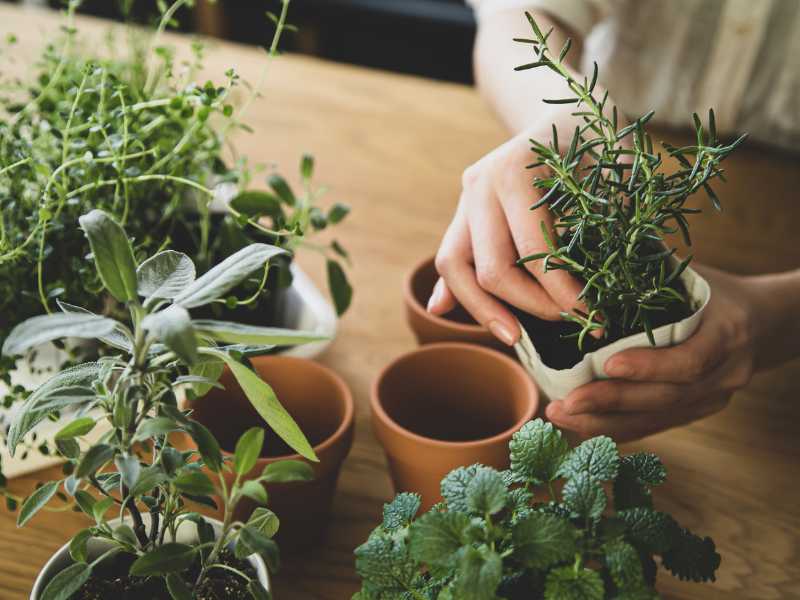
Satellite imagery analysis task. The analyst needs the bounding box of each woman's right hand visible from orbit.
[427,111,592,346]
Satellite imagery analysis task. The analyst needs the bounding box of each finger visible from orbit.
[468,186,561,320]
[427,277,458,315]
[561,379,694,415]
[604,319,724,384]
[434,205,520,346]
[546,394,730,442]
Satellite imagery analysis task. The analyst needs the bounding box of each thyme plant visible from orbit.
[0,0,352,409]
[3,209,321,599]
[354,419,720,600]
[514,14,745,349]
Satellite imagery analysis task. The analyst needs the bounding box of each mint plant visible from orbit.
[354,419,720,600]
[514,14,745,349]
[3,209,321,599]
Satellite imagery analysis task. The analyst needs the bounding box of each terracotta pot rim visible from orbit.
[204,355,355,464]
[404,256,488,334]
[371,342,538,450]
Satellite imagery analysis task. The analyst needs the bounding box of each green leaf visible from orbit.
[17,481,59,526]
[562,472,607,521]
[91,497,114,524]
[56,301,133,352]
[261,460,314,483]
[617,508,678,554]
[115,454,141,490]
[239,525,281,572]
[73,490,96,517]
[76,444,114,479]
[454,546,502,600]
[174,470,216,496]
[192,320,325,347]
[2,313,118,357]
[354,533,421,596]
[202,349,317,462]
[188,359,225,398]
[300,154,314,180]
[187,421,223,472]
[559,435,619,482]
[509,419,570,484]
[327,259,352,315]
[247,579,271,600]
[603,539,644,589]
[382,493,421,531]
[142,305,198,366]
[512,512,577,569]
[166,573,193,600]
[544,566,604,600]
[130,543,197,577]
[247,506,280,538]
[230,190,284,219]
[327,202,350,224]
[137,250,196,300]
[40,562,91,600]
[620,453,667,486]
[79,209,138,302]
[173,243,288,309]
[133,417,181,442]
[441,465,481,513]
[465,467,507,515]
[54,417,95,440]
[241,480,269,505]
[408,511,469,567]
[661,528,721,583]
[267,174,295,206]
[69,529,93,563]
[131,465,169,496]
[113,524,139,547]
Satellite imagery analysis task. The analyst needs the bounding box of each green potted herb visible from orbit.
[354,418,721,599]
[4,209,322,598]
[508,14,745,399]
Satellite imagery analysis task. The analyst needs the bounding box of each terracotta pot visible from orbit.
[371,343,538,511]
[30,515,270,599]
[184,355,354,552]
[404,256,507,351]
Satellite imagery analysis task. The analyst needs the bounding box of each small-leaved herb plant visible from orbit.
[514,14,745,349]
[354,419,720,600]
[0,0,352,414]
[3,209,322,599]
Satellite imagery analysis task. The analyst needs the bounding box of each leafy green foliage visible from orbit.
[354,419,721,599]
[515,13,745,348]
[4,210,322,597]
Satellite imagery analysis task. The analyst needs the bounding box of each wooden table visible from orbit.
[1,5,799,599]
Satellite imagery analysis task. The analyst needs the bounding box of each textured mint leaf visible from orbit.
[559,435,619,482]
[622,453,667,486]
[441,465,481,513]
[466,467,508,516]
[454,546,502,600]
[354,531,423,597]
[562,471,607,521]
[408,511,469,567]
[603,539,644,589]
[507,487,534,515]
[544,566,604,600]
[617,508,678,554]
[613,464,653,511]
[382,493,421,531]
[512,512,577,569]
[661,528,721,583]
[509,419,569,484]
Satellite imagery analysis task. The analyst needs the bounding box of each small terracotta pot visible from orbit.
[371,343,538,511]
[404,256,506,351]
[184,355,354,552]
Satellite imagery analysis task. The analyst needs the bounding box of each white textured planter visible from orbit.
[30,515,270,600]
[514,266,710,401]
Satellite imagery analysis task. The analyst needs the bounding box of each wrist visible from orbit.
[742,270,800,370]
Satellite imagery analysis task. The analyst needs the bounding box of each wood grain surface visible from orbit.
[0,5,798,599]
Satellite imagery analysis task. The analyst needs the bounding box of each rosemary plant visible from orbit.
[514,13,745,349]
[3,209,321,599]
[354,419,721,600]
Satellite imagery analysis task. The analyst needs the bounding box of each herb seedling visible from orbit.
[3,209,322,599]
[514,14,745,349]
[354,419,720,600]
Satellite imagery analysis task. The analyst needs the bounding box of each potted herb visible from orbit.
[354,418,721,599]
[0,0,352,476]
[509,15,745,399]
[3,209,323,598]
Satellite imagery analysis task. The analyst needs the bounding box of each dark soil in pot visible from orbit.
[511,277,694,370]
[69,549,257,600]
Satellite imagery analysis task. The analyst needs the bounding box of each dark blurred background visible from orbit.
[11,0,477,83]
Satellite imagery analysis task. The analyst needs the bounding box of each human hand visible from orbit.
[546,264,763,441]
[427,109,594,346]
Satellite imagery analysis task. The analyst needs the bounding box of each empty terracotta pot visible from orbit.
[404,255,507,351]
[184,355,354,552]
[371,343,538,511]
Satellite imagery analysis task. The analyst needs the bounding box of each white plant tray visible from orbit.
[0,264,337,479]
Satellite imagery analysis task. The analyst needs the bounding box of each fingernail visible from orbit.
[605,359,632,378]
[426,280,443,313]
[488,320,518,346]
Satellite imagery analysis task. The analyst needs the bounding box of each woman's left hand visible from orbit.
[546,264,764,441]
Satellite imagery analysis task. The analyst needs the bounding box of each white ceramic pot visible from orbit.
[514,265,711,401]
[30,515,270,599]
